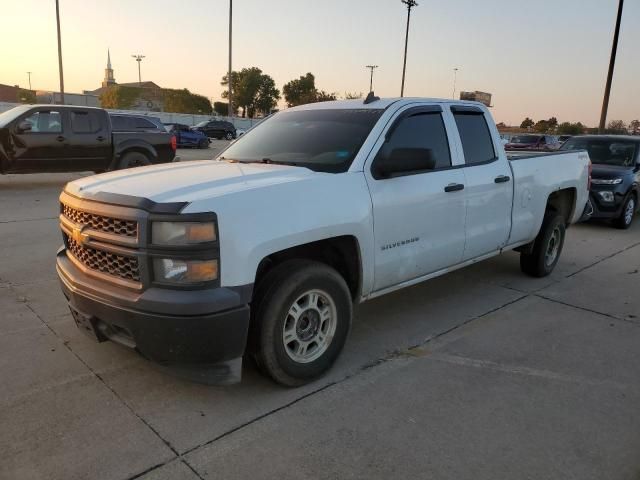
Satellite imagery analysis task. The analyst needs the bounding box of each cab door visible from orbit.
[449,106,513,261]
[65,110,111,171]
[8,108,70,172]
[365,105,467,292]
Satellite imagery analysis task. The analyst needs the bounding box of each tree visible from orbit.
[283,73,337,107]
[282,73,318,107]
[629,119,640,135]
[163,88,212,114]
[17,89,36,104]
[557,122,585,135]
[606,120,627,134]
[496,122,506,128]
[547,117,558,131]
[221,67,280,118]
[520,117,534,129]
[213,101,230,116]
[99,85,144,109]
[344,92,363,99]
[533,120,550,133]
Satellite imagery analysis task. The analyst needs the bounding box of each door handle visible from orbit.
[56,135,65,142]
[444,183,465,192]
[494,175,511,183]
[96,136,105,142]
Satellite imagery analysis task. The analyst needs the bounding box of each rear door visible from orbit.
[65,109,111,171]
[450,106,513,261]
[366,105,467,291]
[9,108,70,172]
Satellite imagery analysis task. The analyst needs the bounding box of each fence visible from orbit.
[0,102,262,130]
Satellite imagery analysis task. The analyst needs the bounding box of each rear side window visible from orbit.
[110,115,132,131]
[384,112,451,169]
[134,117,158,129]
[453,112,496,165]
[71,111,101,133]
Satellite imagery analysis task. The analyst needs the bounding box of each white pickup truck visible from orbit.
[57,97,590,386]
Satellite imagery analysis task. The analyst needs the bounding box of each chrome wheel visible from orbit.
[624,198,635,225]
[545,226,562,267]
[282,289,337,364]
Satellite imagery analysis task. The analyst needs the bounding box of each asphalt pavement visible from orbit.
[1,159,639,480]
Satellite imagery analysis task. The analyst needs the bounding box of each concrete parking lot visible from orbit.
[1,157,639,480]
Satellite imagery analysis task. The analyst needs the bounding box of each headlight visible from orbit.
[598,191,615,202]
[152,221,216,245]
[591,178,623,185]
[153,258,218,284]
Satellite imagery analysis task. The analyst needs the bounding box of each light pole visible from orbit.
[452,67,459,99]
[400,0,418,97]
[599,0,624,133]
[27,71,32,91]
[228,0,233,118]
[132,54,145,86]
[55,0,65,104]
[365,65,378,93]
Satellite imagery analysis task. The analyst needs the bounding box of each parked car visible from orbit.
[0,105,176,173]
[110,114,165,132]
[505,134,558,151]
[56,97,589,386]
[165,123,209,149]
[192,119,236,140]
[560,135,639,228]
[557,135,572,144]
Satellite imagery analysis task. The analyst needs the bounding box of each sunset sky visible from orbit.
[1,0,638,126]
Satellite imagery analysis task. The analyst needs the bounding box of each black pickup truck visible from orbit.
[0,105,176,174]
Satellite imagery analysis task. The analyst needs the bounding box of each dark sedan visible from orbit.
[192,119,236,140]
[561,135,639,229]
[505,134,558,151]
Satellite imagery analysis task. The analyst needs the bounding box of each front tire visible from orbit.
[117,151,151,170]
[198,139,209,149]
[613,194,636,229]
[252,260,352,387]
[520,213,566,277]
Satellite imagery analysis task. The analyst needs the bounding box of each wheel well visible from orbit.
[254,236,362,301]
[546,188,576,225]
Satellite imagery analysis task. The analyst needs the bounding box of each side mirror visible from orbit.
[373,148,436,179]
[17,121,32,133]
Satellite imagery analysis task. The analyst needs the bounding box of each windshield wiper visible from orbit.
[236,158,300,167]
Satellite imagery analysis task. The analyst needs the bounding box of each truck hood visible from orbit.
[66,160,318,204]
[591,163,634,179]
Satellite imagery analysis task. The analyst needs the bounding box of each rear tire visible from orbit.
[520,213,566,277]
[252,260,352,387]
[225,131,234,140]
[613,194,636,230]
[198,139,209,149]
[117,151,151,170]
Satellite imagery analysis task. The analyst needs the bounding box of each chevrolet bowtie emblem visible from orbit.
[72,225,88,244]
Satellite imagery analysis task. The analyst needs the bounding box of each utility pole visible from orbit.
[55,0,65,104]
[132,54,145,85]
[365,65,378,93]
[452,67,459,99]
[599,0,624,133]
[228,0,233,118]
[27,71,32,91]
[400,0,418,97]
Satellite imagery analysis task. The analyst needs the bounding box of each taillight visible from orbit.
[588,161,592,190]
[170,135,177,151]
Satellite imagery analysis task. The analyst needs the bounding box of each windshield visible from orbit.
[194,121,209,128]
[0,105,33,128]
[217,109,383,173]
[510,135,541,144]
[561,138,638,166]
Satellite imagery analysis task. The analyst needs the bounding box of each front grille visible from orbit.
[66,235,141,282]
[62,204,138,238]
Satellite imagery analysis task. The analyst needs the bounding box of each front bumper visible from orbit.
[57,248,251,384]
[587,190,626,219]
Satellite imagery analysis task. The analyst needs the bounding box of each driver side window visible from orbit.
[382,112,452,169]
[21,111,62,133]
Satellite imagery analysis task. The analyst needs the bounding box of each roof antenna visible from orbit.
[363,91,380,104]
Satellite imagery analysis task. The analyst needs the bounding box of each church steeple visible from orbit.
[102,49,116,88]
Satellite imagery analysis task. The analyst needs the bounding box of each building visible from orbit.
[84,51,164,111]
[460,91,492,107]
[0,83,34,103]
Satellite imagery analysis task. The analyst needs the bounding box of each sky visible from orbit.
[1,0,638,126]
